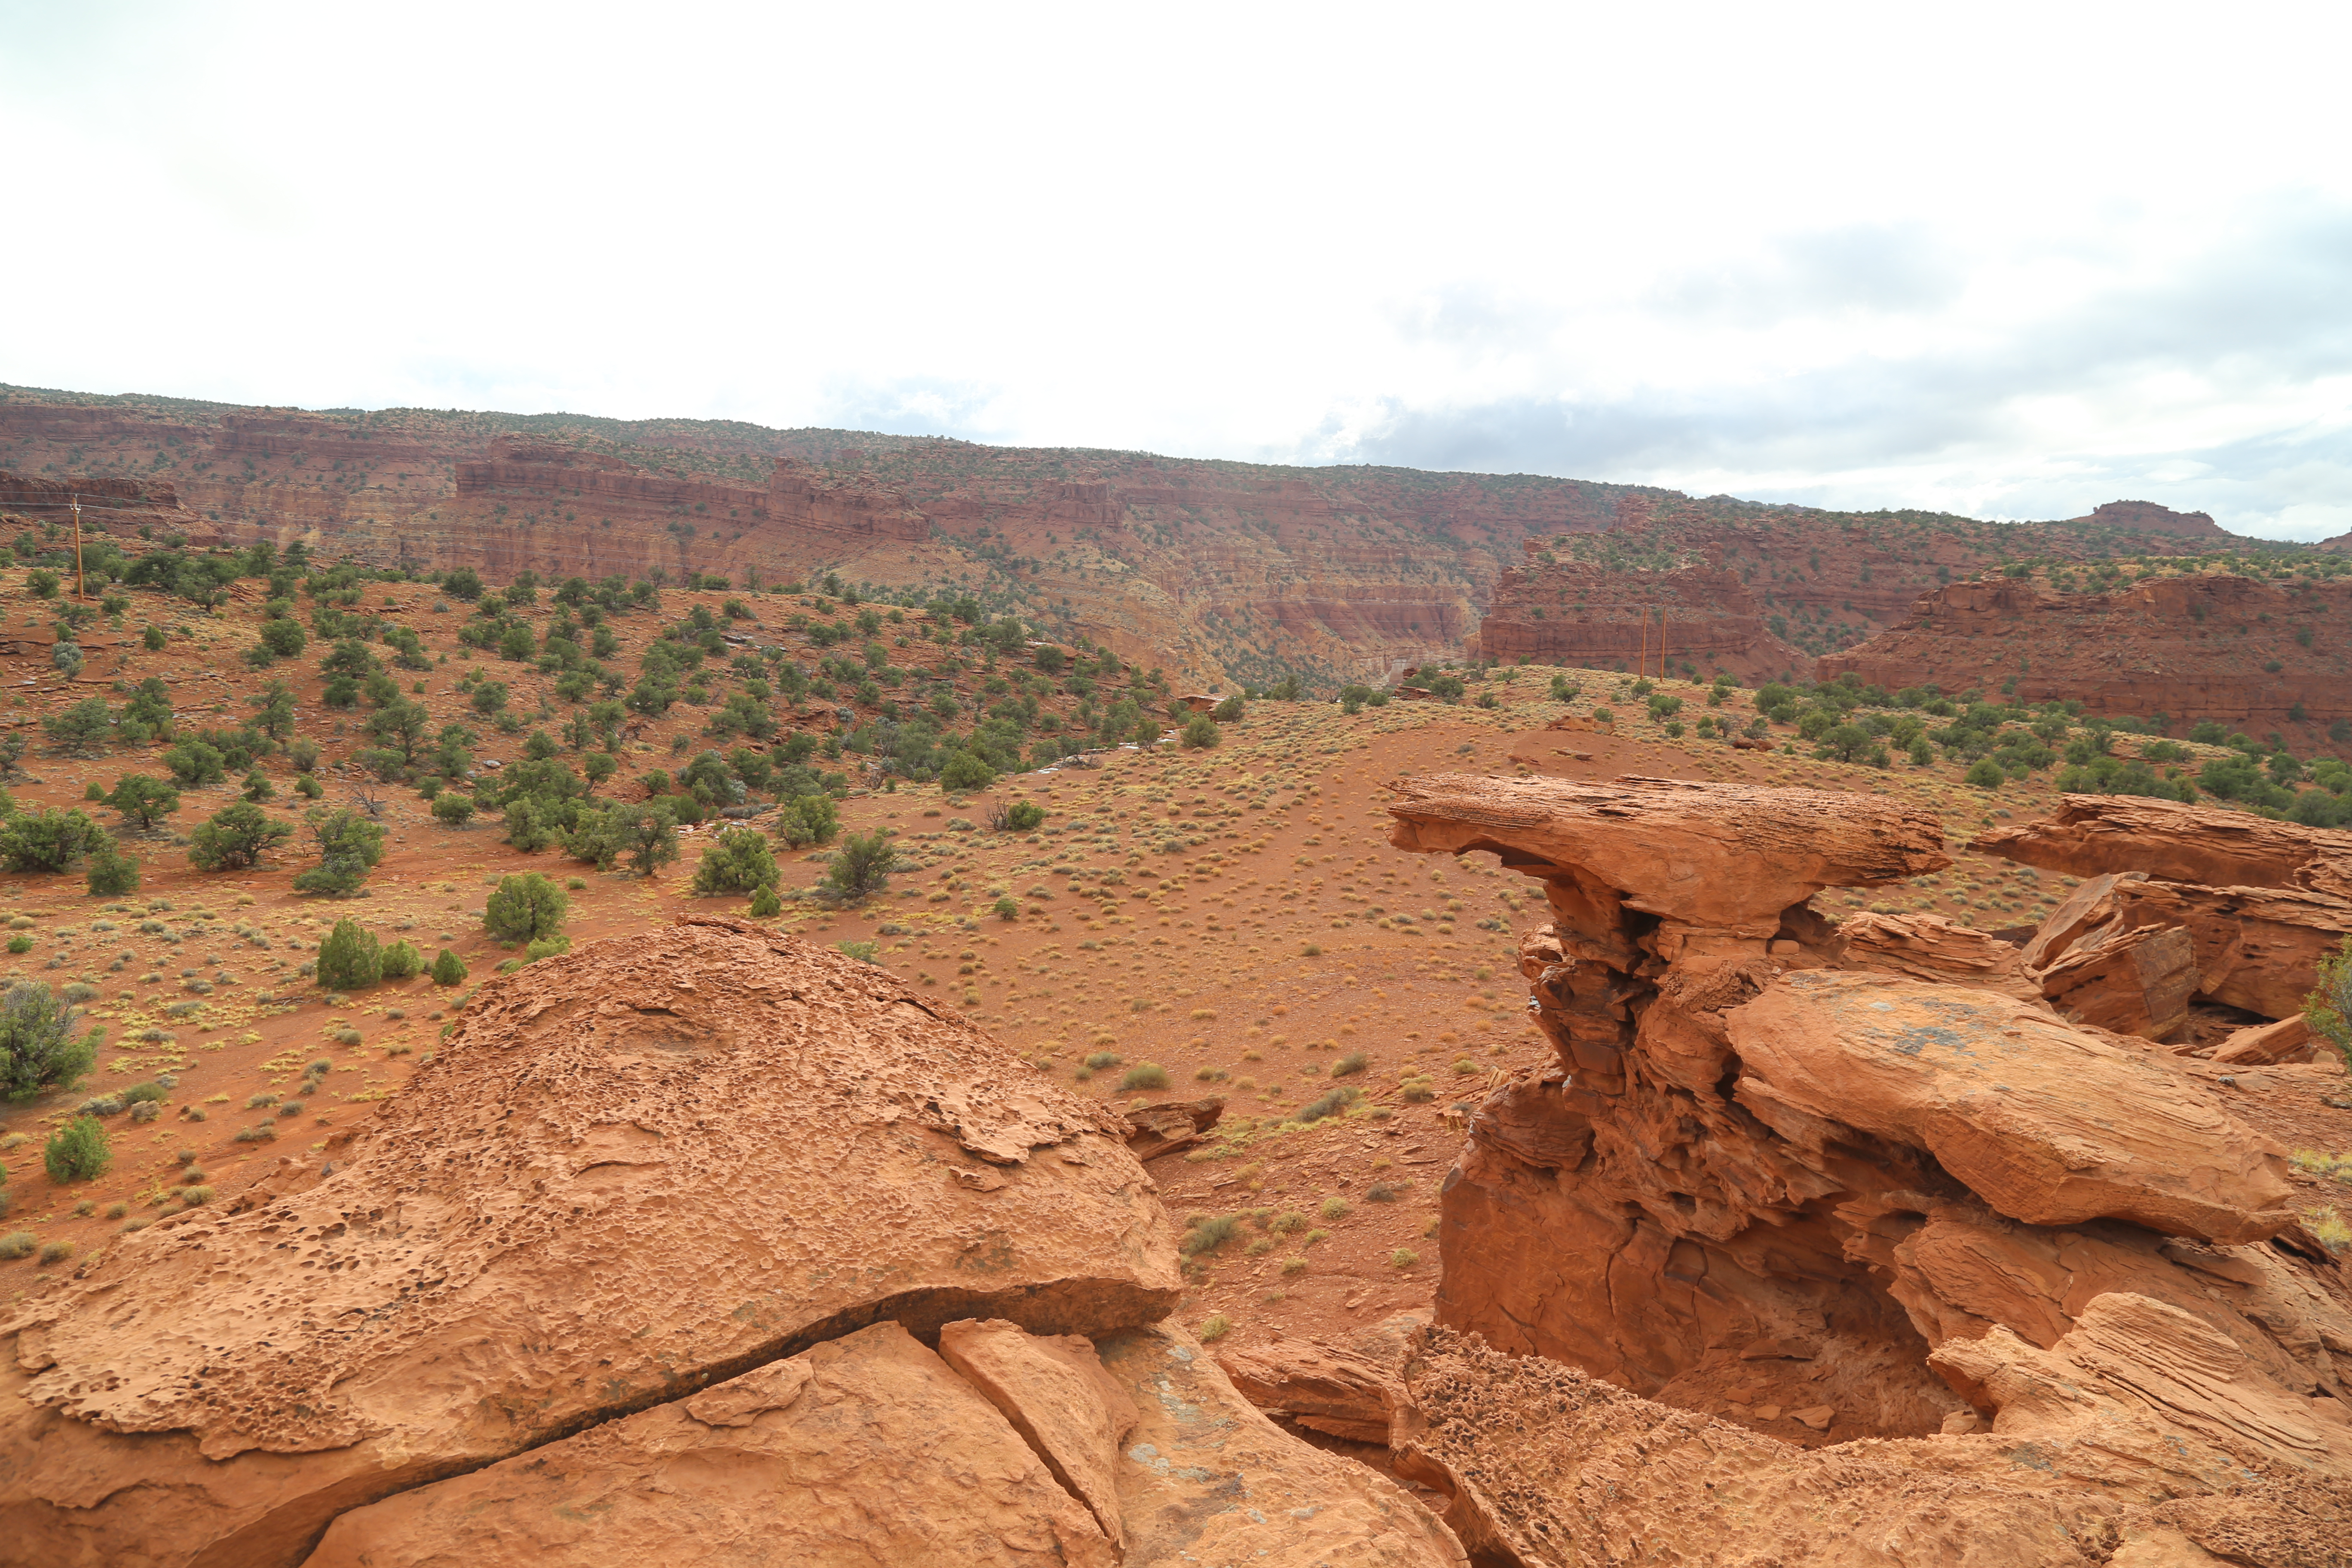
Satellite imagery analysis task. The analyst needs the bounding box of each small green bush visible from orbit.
[1180,1215,1243,1256]
[484,872,569,944]
[1121,1062,1169,1090]
[315,919,383,990]
[0,981,93,1101]
[1965,759,2005,790]
[43,1115,110,1182]
[1181,714,1219,749]
[1332,1050,1368,1076]
[0,1231,32,1260]
[1004,801,1045,831]
[1295,1086,1359,1123]
[1196,1313,1232,1343]
[429,948,468,986]
[748,882,783,917]
[1084,1050,1121,1070]
[378,939,422,980]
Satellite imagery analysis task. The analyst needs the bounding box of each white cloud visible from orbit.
[2,1,2347,536]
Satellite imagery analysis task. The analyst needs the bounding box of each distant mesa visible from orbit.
[2065,499,2229,539]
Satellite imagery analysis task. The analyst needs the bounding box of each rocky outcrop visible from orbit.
[1469,546,1807,679]
[0,919,1459,1568]
[1979,793,2352,900]
[1383,773,2346,1482]
[1820,572,2352,742]
[2066,498,2231,540]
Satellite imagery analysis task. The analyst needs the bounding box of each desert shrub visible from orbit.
[1180,1214,1243,1256]
[161,738,226,787]
[1181,714,1219,748]
[484,873,569,944]
[188,802,293,871]
[1003,800,1045,831]
[431,792,475,826]
[1320,1196,1351,1220]
[1965,759,2005,790]
[820,830,898,903]
[836,940,880,964]
[775,793,839,847]
[315,919,383,989]
[0,1232,31,1260]
[43,1115,110,1182]
[294,809,387,896]
[233,1122,277,1143]
[0,808,110,873]
[993,895,1019,921]
[0,981,93,1100]
[688,827,779,896]
[1332,1050,1369,1076]
[1389,1248,1421,1269]
[524,933,571,963]
[1295,1085,1359,1123]
[2303,935,2352,1069]
[1084,1051,1121,1069]
[938,751,996,792]
[84,844,139,896]
[1121,1062,1169,1090]
[378,939,422,980]
[748,883,783,917]
[1366,1180,1406,1202]
[429,948,468,986]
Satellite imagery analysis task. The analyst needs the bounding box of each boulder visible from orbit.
[1832,909,2043,1001]
[2209,1014,2323,1066]
[2035,921,2200,1039]
[2020,868,2351,1021]
[1121,1095,1224,1161]
[937,1317,1138,1550]
[1215,1338,1403,1444]
[1727,971,2291,1242]
[300,1320,1119,1568]
[0,919,1183,1568]
[1978,793,2352,899]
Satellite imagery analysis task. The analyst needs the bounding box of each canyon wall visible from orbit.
[1470,543,1808,678]
[0,387,2260,690]
[1820,571,2352,739]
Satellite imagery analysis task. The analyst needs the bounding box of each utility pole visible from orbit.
[1636,603,1648,677]
[70,494,86,601]
[1658,606,1668,680]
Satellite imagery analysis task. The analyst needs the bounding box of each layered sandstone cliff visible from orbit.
[1821,572,2352,738]
[1470,544,1808,677]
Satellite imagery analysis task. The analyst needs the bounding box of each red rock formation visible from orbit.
[0,918,1464,1568]
[1978,793,2352,898]
[1821,572,2352,738]
[1383,773,2346,1470]
[1470,544,1807,678]
[0,469,209,539]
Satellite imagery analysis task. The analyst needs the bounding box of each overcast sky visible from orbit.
[4,3,2348,537]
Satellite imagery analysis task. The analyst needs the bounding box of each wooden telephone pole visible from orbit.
[70,493,86,601]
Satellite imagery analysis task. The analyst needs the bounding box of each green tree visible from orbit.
[162,738,227,787]
[2302,934,2352,1069]
[581,751,617,792]
[248,679,294,742]
[749,882,783,917]
[379,939,423,980]
[365,695,432,763]
[0,981,93,1100]
[104,774,179,830]
[187,801,294,871]
[241,768,276,802]
[430,948,469,986]
[1964,759,2006,790]
[1181,714,1220,749]
[1212,695,1244,723]
[294,808,388,896]
[689,827,780,895]
[315,919,383,989]
[257,618,306,658]
[821,829,899,903]
[484,873,569,944]
[441,566,484,601]
[0,808,111,873]
[43,1115,110,1182]
[431,792,475,826]
[776,793,839,847]
[939,751,996,791]
[42,698,114,756]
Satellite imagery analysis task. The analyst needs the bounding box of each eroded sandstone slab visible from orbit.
[0,919,1182,1568]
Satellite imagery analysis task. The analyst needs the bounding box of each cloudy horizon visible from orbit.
[3,3,2346,538]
